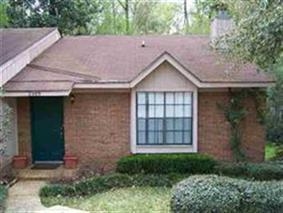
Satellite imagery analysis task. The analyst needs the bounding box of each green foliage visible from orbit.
[0,1,9,27]
[7,0,103,35]
[218,90,247,161]
[218,89,266,161]
[215,162,283,180]
[266,61,283,144]
[116,154,216,174]
[0,97,13,156]
[40,173,180,198]
[265,143,283,160]
[131,1,180,35]
[171,175,283,213]
[217,0,283,69]
[0,185,7,212]
[196,0,228,19]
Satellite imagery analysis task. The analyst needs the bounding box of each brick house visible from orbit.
[0,17,274,171]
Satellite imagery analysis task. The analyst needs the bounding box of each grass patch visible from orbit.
[265,143,283,160]
[41,187,171,212]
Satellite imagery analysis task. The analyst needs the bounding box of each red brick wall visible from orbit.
[198,92,265,162]
[17,91,264,169]
[17,98,32,163]
[64,92,131,171]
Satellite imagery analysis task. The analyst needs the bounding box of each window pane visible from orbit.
[166,93,174,104]
[148,93,155,104]
[148,132,155,144]
[175,118,183,130]
[136,92,193,146]
[175,105,184,117]
[184,131,192,144]
[175,92,183,104]
[175,132,183,144]
[166,132,174,144]
[166,105,174,117]
[155,105,164,117]
[184,93,192,104]
[138,131,146,144]
[184,105,192,117]
[148,105,155,117]
[148,119,155,131]
[137,93,146,104]
[184,118,192,130]
[157,131,163,144]
[166,118,174,130]
[138,119,146,130]
[138,105,146,118]
[155,93,164,104]
[156,119,163,131]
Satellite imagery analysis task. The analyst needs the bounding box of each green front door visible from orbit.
[31,97,64,163]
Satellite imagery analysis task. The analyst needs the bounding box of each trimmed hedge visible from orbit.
[171,175,283,213]
[216,162,283,180]
[116,154,216,174]
[0,185,7,212]
[40,173,184,198]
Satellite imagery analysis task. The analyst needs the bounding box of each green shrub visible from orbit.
[0,185,7,212]
[171,175,283,213]
[116,154,216,174]
[40,173,180,198]
[216,162,283,180]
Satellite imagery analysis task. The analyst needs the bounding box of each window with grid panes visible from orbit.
[137,92,193,145]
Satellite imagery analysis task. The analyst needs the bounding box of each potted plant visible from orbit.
[12,155,28,169]
[63,155,78,169]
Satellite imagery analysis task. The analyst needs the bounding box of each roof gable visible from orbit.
[130,51,202,88]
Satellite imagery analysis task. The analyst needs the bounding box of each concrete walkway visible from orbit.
[5,181,88,213]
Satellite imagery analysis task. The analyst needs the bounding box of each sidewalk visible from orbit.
[5,181,88,213]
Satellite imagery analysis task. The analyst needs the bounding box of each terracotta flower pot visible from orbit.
[12,155,28,169]
[63,155,78,169]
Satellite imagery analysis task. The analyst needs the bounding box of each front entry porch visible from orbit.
[15,164,78,180]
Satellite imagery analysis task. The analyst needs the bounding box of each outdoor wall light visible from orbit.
[70,94,75,104]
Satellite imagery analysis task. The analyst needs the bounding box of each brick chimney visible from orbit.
[210,10,234,47]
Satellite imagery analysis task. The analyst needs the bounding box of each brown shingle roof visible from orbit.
[29,35,273,83]
[0,28,56,65]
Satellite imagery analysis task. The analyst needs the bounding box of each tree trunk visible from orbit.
[125,0,129,34]
[49,0,57,16]
[118,0,130,34]
[184,0,189,33]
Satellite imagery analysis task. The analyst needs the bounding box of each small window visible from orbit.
[137,92,193,145]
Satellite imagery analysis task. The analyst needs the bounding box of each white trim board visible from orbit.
[131,90,198,154]
[3,91,71,97]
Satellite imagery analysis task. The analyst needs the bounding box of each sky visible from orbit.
[146,0,195,10]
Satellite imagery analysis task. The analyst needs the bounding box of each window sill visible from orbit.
[135,145,196,153]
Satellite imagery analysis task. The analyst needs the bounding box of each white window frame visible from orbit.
[131,88,198,154]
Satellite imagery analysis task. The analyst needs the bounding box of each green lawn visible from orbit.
[265,143,283,160]
[41,187,171,212]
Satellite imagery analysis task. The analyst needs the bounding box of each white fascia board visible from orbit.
[0,29,61,87]
[73,80,273,90]
[74,82,130,89]
[200,82,274,88]
[2,90,70,97]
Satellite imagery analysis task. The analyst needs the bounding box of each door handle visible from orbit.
[60,126,64,137]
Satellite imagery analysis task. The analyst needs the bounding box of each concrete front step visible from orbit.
[15,165,78,180]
